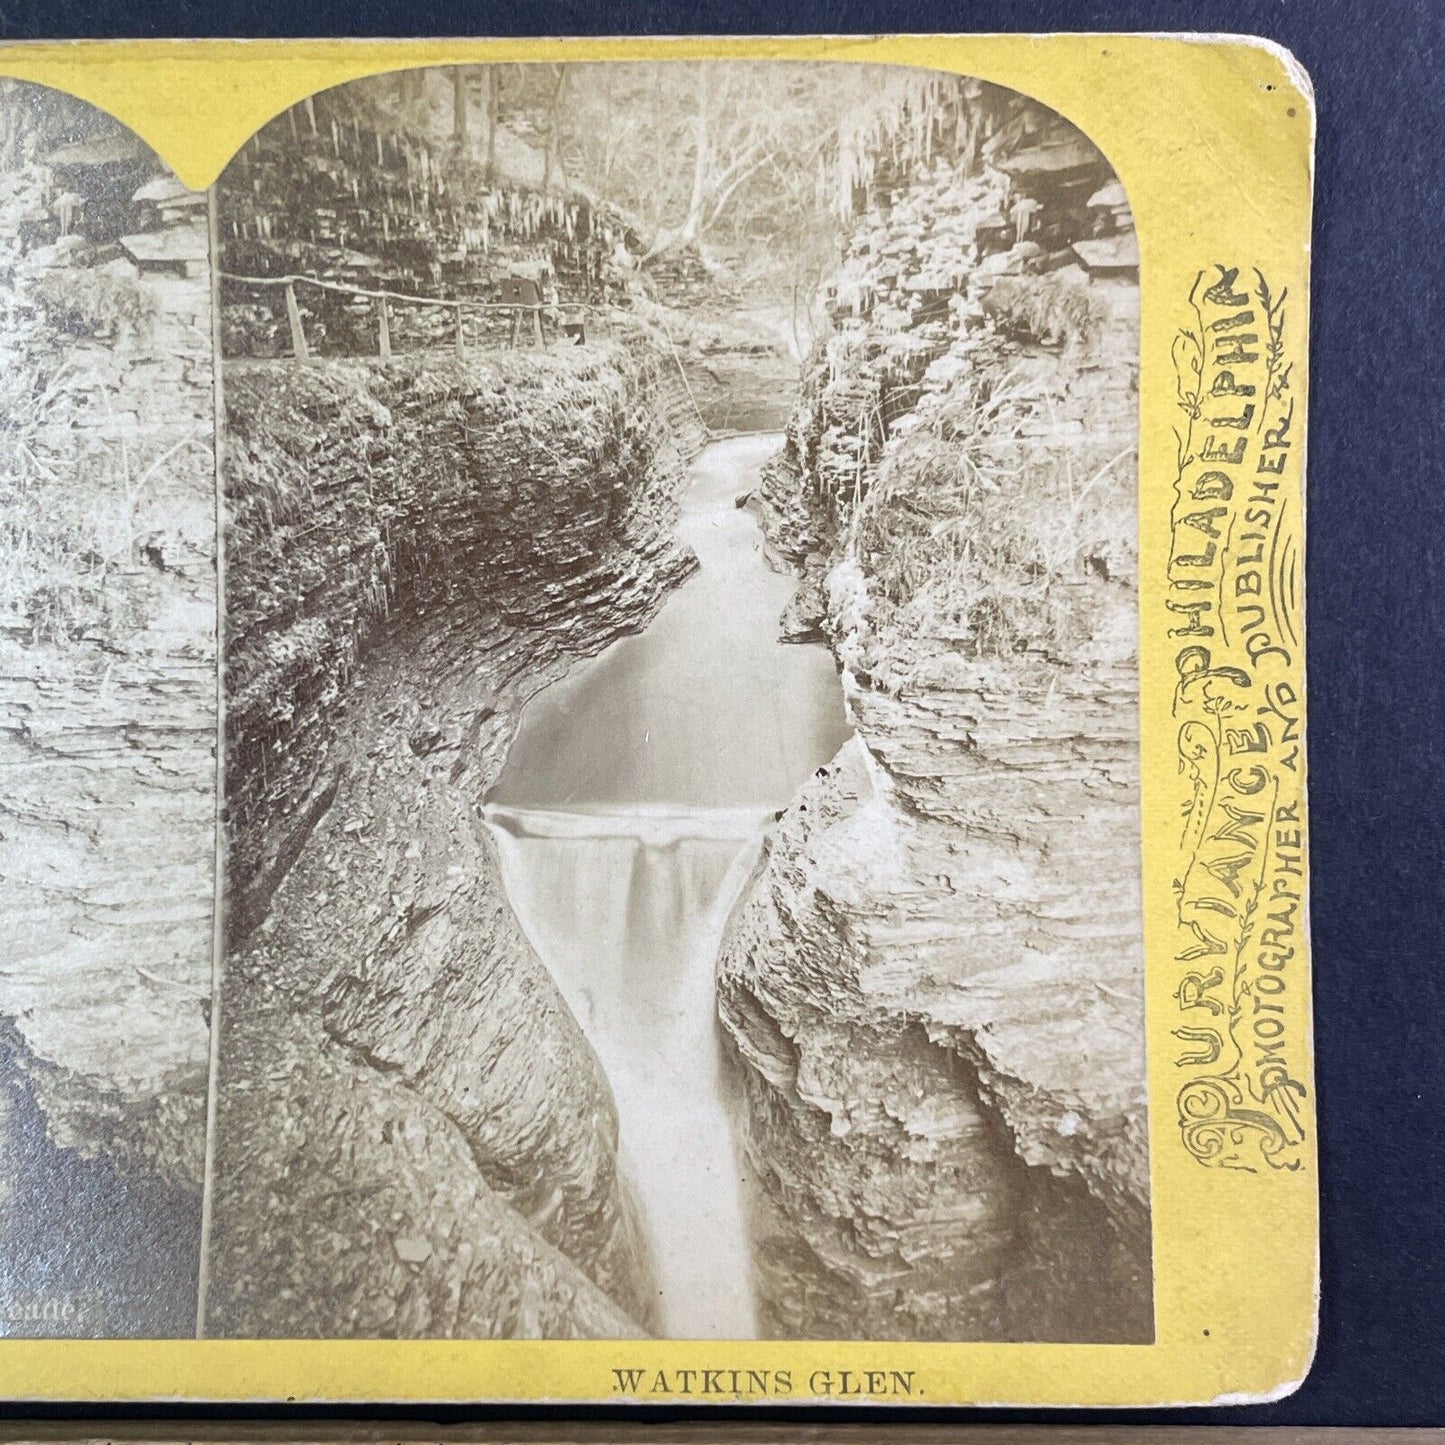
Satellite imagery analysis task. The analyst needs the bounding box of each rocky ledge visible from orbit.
[208,342,702,1337]
[0,221,216,1208]
[718,154,1152,1342]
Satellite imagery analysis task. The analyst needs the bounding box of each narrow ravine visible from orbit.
[485,433,852,1337]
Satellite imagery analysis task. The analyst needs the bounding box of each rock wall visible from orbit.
[218,80,623,359]
[223,344,696,934]
[208,342,703,1337]
[0,141,215,1205]
[718,129,1152,1342]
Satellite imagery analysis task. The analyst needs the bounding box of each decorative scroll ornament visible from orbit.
[1167,265,1308,1173]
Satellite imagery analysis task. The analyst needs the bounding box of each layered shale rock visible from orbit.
[223,345,698,935]
[719,133,1151,1342]
[209,342,702,1337]
[212,970,642,1338]
[0,152,215,1208]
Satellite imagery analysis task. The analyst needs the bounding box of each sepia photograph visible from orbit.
[0,81,217,1337]
[202,60,1149,1343]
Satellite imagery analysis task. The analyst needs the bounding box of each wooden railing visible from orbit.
[220,271,597,361]
[221,270,724,440]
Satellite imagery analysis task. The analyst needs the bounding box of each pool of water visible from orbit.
[485,433,852,1338]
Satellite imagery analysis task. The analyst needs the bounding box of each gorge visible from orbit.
[205,63,1151,1343]
[484,432,853,1337]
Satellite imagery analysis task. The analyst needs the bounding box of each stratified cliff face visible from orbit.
[718,144,1151,1341]
[208,343,700,1337]
[0,169,215,1207]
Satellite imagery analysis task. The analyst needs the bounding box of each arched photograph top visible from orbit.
[0,78,216,1341]
[208,59,1148,1346]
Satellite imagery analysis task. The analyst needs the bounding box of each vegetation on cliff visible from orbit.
[0,84,214,1336]
[210,338,703,1336]
[720,101,1150,1342]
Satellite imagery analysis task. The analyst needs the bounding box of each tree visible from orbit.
[349,60,985,319]
[541,65,568,192]
[640,65,828,265]
[452,67,468,148]
[485,66,499,176]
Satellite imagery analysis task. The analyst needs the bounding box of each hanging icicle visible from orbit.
[830,70,975,215]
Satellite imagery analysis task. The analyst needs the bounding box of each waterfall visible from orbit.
[487,805,765,1337]
[485,434,853,1338]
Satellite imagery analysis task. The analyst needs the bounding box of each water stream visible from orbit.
[485,433,853,1337]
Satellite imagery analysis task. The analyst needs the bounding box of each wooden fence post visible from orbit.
[284,283,310,362]
[377,295,391,362]
[455,303,466,361]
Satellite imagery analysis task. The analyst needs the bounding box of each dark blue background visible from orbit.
[7,0,1444,1427]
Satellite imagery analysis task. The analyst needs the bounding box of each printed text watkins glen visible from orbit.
[609,1367,920,1399]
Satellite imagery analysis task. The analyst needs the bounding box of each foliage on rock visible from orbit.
[720,90,1149,1343]
[34,266,156,341]
[980,271,1105,350]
